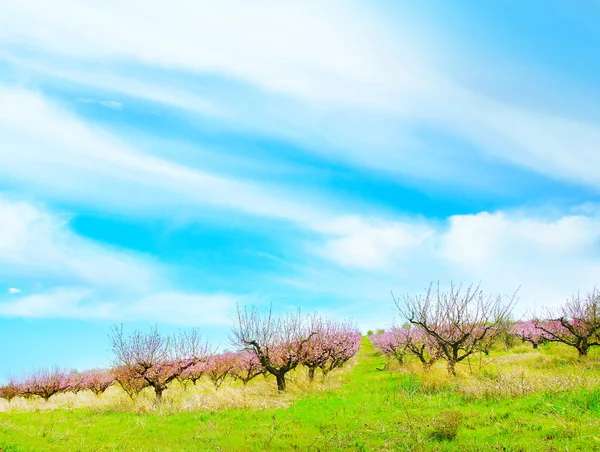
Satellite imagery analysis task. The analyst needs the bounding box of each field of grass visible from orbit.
[2,338,600,451]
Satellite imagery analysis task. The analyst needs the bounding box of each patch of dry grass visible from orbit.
[381,342,600,401]
[0,359,355,415]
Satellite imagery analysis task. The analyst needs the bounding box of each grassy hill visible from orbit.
[2,338,600,451]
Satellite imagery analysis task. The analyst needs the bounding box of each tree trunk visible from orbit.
[307,367,316,382]
[275,373,286,391]
[532,343,538,349]
[447,359,456,376]
[154,386,164,401]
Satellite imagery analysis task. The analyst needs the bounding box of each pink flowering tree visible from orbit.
[370,328,409,365]
[315,321,361,379]
[371,326,440,369]
[395,282,516,375]
[179,361,208,386]
[81,370,115,396]
[534,290,600,357]
[231,305,315,391]
[109,325,209,400]
[112,366,150,399]
[19,368,71,401]
[205,352,237,389]
[230,351,265,386]
[402,327,443,368]
[0,379,19,402]
[301,316,353,381]
[472,324,505,355]
[66,371,85,394]
[511,321,550,349]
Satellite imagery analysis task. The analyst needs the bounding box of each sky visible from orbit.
[1,0,600,376]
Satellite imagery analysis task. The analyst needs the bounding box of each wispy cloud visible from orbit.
[0,194,246,325]
[1,89,599,326]
[0,85,328,226]
[77,98,122,110]
[1,2,599,194]
[0,288,239,326]
[0,193,159,291]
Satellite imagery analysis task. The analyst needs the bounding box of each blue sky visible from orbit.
[1,1,600,376]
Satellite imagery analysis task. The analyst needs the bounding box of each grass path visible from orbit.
[2,339,600,451]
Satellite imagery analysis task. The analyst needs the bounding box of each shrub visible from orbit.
[432,410,463,440]
[0,380,19,402]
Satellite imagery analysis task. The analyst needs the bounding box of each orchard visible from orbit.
[0,307,361,404]
[1,285,600,451]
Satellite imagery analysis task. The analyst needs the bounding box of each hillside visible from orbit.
[2,338,600,451]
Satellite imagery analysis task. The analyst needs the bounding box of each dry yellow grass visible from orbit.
[383,342,600,400]
[0,359,355,414]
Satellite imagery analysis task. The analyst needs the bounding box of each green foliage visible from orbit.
[398,374,421,396]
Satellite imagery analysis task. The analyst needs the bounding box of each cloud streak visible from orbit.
[1,1,599,195]
[0,288,238,326]
[0,194,246,325]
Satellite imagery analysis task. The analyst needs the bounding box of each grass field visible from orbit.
[2,338,600,451]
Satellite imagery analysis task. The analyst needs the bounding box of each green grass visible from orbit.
[2,339,600,451]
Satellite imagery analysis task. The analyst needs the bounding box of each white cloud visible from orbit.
[2,1,599,192]
[0,191,598,325]
[0,84,429,246]
[316,215,434,270]
[439,210,600,311]
[0,85,329,227]
[0,288,238,326]
[0,194,158,292]
[289,208,600,323]
[123,292,237,326]
[77,98,123,110]
[0,195,245,325]
[0,0,428,108]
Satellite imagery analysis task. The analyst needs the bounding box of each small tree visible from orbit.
[179,361,208,386]
[0,379,19,402]
[395,282,516,375]
[206,353,237,390]
[66,371,85,394]
[370,328,408,365]
[231,305,314,391]
[231,351,265,386]
[109,325,209,401]
[20,368,71,401]
[370,326,440,370]
[82,370,114,396]
[511,320,550,349]
[402,327,442,369]
[315,320,361,379]
[113,366,149,399]
[534,290,600,357]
